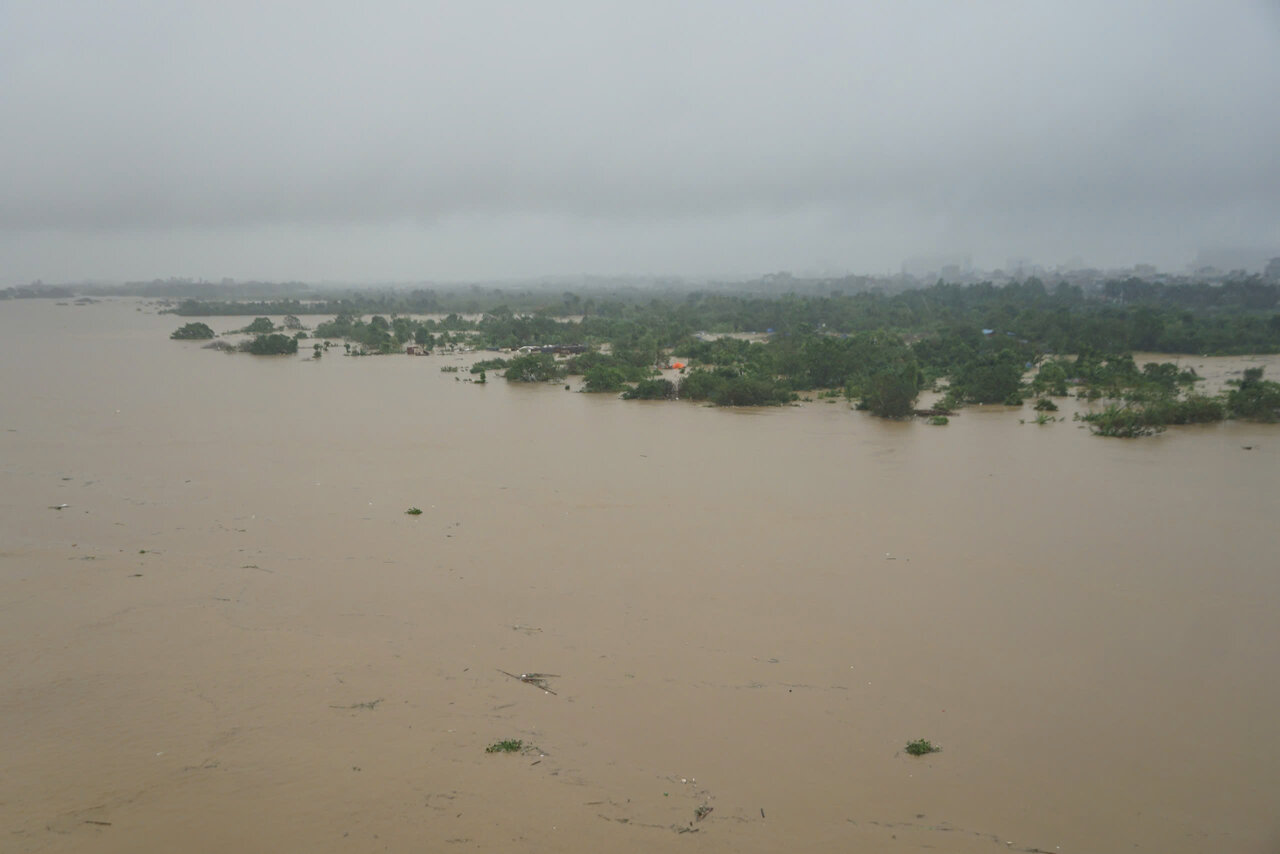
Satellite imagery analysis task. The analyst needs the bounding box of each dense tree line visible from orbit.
[175,278,1280,357]
[175,278,1280,427]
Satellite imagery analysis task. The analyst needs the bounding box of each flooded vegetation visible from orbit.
[2,297,1278,853]
[170,278,1280,430]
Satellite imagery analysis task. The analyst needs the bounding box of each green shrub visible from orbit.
[952,351,1025,403]
[470,357,508,374]
[503,353,565,383]
[710,375,794,406]
[171,322,215,340]
[583,365,629,393]
[245,333,298,355]
[242,317,275,334]
[565,351,650,382]
[1083,404,1164,438]
[1162,394,1226,424]
[859,362,921,418]
[677,368,726,401]
[933,390,963,413]
[1033,360,1070,396]
[905,739,941,756]
[1227,367,1280,421]
[623,378,678,400]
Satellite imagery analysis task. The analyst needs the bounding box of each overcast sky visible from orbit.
[3,0,1279,284]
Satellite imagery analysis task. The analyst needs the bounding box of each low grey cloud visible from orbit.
[2,0,1278,282]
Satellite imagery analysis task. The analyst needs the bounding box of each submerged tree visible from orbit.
[244,333,298,355]
[171,322,215,340]
[503,353,565,382]
[623,378,678,400]
[1227,366,1280,421]
[858,360,921,417]
[951,350,1025,403]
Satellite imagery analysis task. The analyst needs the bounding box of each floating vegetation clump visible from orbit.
[905,738,941,756]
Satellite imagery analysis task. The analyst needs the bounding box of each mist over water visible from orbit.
[2,299,1279,852]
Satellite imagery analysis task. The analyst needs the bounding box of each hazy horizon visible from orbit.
[3,1,1279,285]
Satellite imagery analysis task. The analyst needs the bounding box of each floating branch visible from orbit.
[497,669,559,695]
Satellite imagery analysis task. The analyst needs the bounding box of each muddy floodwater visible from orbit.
[2,299,1278,854]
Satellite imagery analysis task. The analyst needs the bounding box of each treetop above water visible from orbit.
[167,279,1280,427]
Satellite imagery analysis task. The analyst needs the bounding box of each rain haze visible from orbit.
[2,0,1279,283]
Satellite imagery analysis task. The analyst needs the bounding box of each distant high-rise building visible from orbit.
[1264,257,1280,282]
[1006,257,1033,277]
[901,253,972,280]
[1193,248,1277,274]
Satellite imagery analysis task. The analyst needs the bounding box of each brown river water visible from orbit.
[2,299,1278,853]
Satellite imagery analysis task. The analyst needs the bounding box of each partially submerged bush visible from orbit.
[1032,360,1070,396]
[1083,405,1164,437]
[859,362,921,417]
[623,378,678,400]
[1083,388,1227,437]
[469,357,507,374]
[679,369,794,406]
[503,353,565,383]
[905,739,941,756]
[933,390,963,414]
[243,333,298,355]
[171,322,215,340]
[712,375,795,406]
[951,351,1025,403]
[566,351,651,386]
[1227,367,1280,422]
[1157,394,1226,424]
[583,365,630,393]
[241,317,276,334]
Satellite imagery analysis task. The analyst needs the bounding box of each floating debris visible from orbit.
[497,669,559,695]
[329,698,383,711]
